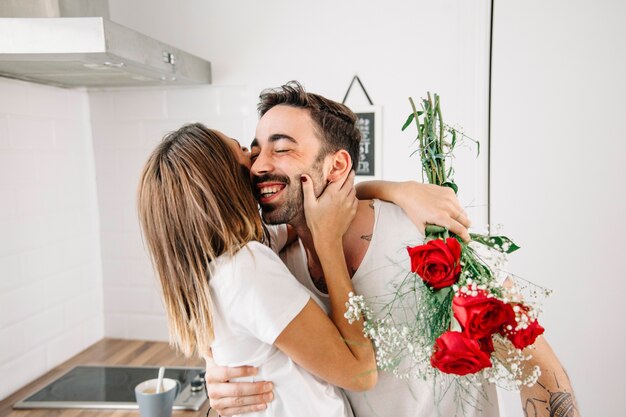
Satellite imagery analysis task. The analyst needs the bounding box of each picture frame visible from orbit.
[352,105,382,179]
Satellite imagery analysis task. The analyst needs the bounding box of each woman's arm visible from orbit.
[275,299,377,391]
[274,171,377,391]
[356,180,471,242]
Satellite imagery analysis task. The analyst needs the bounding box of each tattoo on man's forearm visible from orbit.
[547,391,576,417]
[523,398,540,417]
[361,234,372,241]
[549,371,577,417]
[528,373,577,417]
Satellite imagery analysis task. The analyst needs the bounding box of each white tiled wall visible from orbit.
[0,78,103,400]
[88,85,250,342]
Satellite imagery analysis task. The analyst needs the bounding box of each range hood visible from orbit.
[0,0,211,88]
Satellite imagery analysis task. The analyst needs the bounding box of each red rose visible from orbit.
[506,319,545,350]
[453,290,515,339]
[407,238,462,289]
[478,336,495,354]
[430,331,492,376]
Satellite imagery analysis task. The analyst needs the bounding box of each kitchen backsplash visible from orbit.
[89,85,250,342]
[0,78,103,400]
[0,78,250,400]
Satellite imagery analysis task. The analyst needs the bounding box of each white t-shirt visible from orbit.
[266,224,289,254]
[280,200,500,417]
[209,241,353,417]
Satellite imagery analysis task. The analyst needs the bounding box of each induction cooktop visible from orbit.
[13,365,207,410]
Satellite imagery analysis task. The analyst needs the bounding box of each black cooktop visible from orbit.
[14,366,207,410]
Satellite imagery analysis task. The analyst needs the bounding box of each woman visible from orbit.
[138,123,375,417]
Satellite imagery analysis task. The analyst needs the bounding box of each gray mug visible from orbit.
[134,377,180,417]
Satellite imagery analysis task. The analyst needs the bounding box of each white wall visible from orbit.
[0,78,103,400]
[89,85,250,341]
[108,0,492,226]
[491,1,626,416]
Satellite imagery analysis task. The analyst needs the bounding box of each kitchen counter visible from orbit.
[0,339,216,417]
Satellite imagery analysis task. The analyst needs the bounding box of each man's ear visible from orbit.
[326,149,352,182]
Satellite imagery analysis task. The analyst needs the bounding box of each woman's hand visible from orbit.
[302,170,358,245]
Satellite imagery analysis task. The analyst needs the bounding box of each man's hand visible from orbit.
[205,360,273,415]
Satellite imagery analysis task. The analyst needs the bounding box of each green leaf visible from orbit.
[442,181,458,194]
[449,128,457,149]
[424,224,447,240]
[433,286,453,303]
[402,113,414,131]
[402,111,423,131]
[470,233,521,254]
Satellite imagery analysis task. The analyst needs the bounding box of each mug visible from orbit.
[134,377,180,417]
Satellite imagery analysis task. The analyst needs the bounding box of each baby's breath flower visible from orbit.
[344,292,372,324]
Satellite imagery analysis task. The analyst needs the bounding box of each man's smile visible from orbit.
[255,181,287,204]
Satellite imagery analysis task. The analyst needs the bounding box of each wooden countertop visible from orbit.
[0,339,216,417]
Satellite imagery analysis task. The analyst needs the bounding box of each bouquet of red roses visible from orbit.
[403,94,546,381]
[408,235,544,377]
[345,93,550,393]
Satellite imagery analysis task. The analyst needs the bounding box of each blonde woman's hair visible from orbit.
[137,123,265,357]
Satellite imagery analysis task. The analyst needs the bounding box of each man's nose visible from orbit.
[250,151,273,176]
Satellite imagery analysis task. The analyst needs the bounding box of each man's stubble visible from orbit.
[259,157,326,227]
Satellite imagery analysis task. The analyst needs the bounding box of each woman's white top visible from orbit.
[209,241,354,417]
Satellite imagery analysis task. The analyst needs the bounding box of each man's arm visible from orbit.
[204,355,273,415]
[497,278,579,416]
[519,337,580,417]
[355,180,471,242]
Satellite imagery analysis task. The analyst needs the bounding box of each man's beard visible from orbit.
[253,162,325,226]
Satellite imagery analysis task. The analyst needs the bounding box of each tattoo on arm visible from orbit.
[361,201,374,242]
[547,391,576,417]
[523,398,543,417]
[526,372,577,417]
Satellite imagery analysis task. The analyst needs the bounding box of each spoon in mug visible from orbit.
[156,367,165,393]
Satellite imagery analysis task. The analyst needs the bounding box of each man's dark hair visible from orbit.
[258,81,361,170]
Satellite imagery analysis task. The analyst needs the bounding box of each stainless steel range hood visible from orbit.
[0,0,211,88]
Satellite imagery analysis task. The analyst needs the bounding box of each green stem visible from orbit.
[425,96,440,184]
[409,97,423,150]
[435,95,446,183]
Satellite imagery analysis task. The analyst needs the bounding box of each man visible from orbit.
[206,82,579,417]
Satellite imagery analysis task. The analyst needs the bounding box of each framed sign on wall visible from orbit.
[342,75,382,179]
[353,105,382,179]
